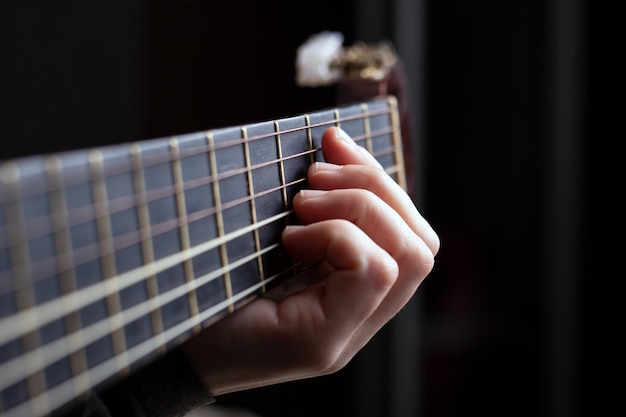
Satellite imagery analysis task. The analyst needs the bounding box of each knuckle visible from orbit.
[404,239,436,279]
[358,165,392,194]
[315,353,342,374]
[346,189,382,222]
[300,343,343,374]
[368,254,400,291]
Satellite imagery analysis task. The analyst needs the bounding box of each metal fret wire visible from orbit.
[169,138,202,334]
[0,206,296,349]
[0,127,397,292]
[241,127,267,294]
[0,177,400,347]
[130,143,166,358]
[3,258,293,417]
[0,102,400,363]
[3,154,47,415]
[0,108,393,204]
[0,219,292,402]
[46,156,90,405]
[273,119,296,282]
[0,98,403,415]
[206,131,234,314]
[0,103,401,369]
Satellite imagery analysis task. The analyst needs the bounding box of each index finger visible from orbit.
[321,127,384,169]
[317,127,440,256]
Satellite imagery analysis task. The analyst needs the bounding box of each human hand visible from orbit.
[183,126,439,396]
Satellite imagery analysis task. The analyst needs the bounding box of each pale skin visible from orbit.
[183,126,440,396]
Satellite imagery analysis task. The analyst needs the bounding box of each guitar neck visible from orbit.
[0,96,405,417]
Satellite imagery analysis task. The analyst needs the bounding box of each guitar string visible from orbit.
[1,260,299,417]
[0,118,393,250]
[0,126,398,293]
[0,100,402,406]
[0,106,394,280]
[0,109,396,294]
[0,140,398,298]
[0,143,319,252]
[0,132,402,388]
[0,114,402,417]
[0,204,296,346]
[0,107,393,203]
[0,173,305,294]
[0,238,296,394]
[0,155,403,393]
[0,116,400,328]
[0,146,402,353]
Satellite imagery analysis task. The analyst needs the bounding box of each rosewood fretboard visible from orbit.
[0,96,405,417]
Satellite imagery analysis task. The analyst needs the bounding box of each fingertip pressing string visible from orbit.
[334,127,358,146]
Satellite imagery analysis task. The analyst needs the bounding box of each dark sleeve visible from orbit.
[59,347,214,417]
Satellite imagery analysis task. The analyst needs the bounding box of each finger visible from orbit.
[293,189,435,280]
[281,222,398,336]
[290,188,435,366]
[321,127,384,169]
[307,162,440,256]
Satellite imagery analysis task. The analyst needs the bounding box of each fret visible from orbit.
[307,108,335,160]
[276,115,313,195]
[14,240,290,417]
[0,163,22,320]
[207,132,235,314]
[361,103,374,155]
[1,162,49,416]
[174,132,224,318]
[388,96,407,190]
[0,207,280,366]
[369,98,406,189]
[334,108,341,129]
[0,98,400,344]
[0,96,404,417]
[88,151,116,280]
[241,127,266,293]
[274,121,289,214]
[44,155,90,401]
[129,144,166,355]
[0,196,298,415]
[305,115,316,166]
[0,105,398,300]
[169,138,202,334]
[88,150,129,376]
[19,164,55,416]
[244,121,291,286]
[280,114,325,280]
[1,225,273,411]
[211,126,261,307]
[272,120,297,280]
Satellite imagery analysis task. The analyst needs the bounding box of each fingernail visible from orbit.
[299,189,327,199]
[283,225,304,234]
[313,162,342,171]
[336,127,356,145]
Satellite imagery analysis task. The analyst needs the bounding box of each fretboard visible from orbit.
[0,96,405,417]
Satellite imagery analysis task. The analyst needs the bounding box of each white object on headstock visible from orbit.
[295,31,344,87]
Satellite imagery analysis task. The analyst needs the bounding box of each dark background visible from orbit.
[0,1,621,416]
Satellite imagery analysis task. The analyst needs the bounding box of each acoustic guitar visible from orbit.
[0,95,408,417]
